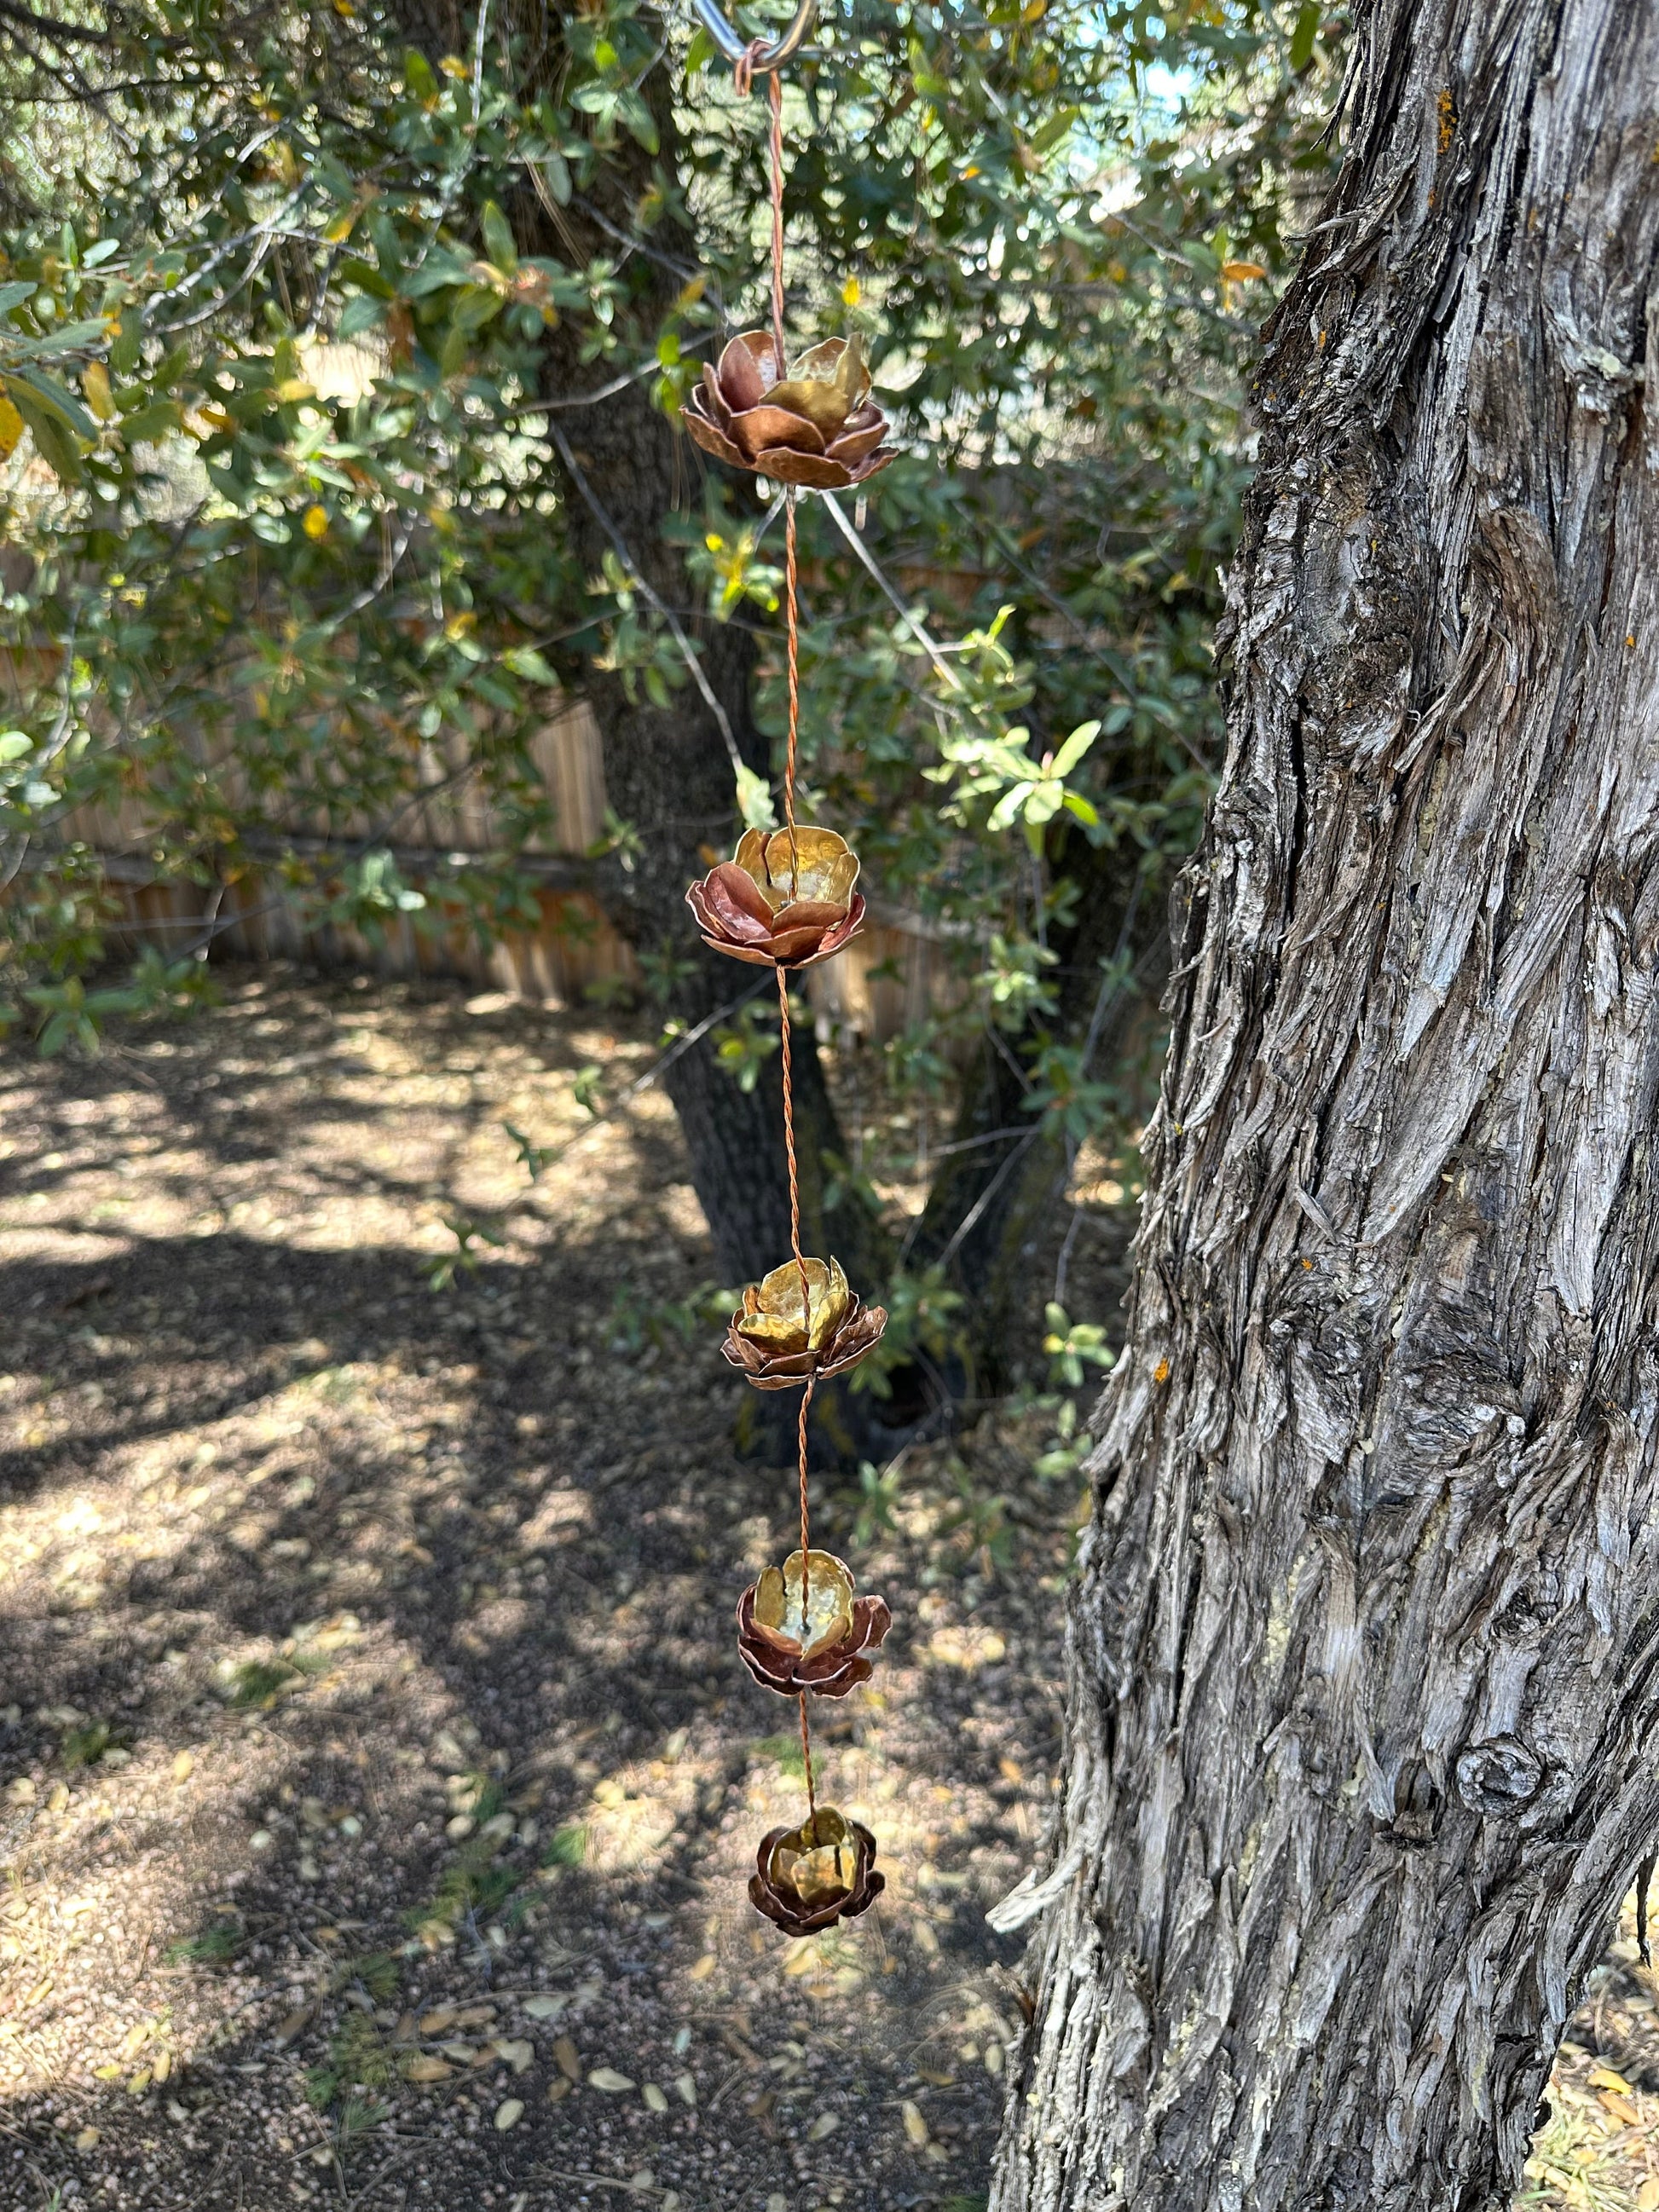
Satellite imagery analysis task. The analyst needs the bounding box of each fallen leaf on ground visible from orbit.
[494,2097,523,2131]
[588,2066,635,2092]
[902,2099,929,2146]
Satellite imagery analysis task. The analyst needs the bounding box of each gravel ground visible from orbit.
[4,965,1656,2212]
[0,967,1091,2212]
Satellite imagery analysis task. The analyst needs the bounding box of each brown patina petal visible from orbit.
[700,937,777,967]
[750,447,859,490]
[845,445,899,485]
[722,1333,817,1386]
[730,405,828,462]
[763,918,844,964]
[749,1808,884,1937]
[813,1302,887,1382]
[693,863,776,939]
[700,361,733,430]
[826,411,888,467]
[717,331,778,413]
[681,404,745,470]
[764,898,847,940]
[788,893,867,970]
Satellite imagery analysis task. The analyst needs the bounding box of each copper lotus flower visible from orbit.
[749,1805,885,1938]
[722,1256,887,1391]
[686,826,864,972]
[737,1548,892,1699]
[682,332,896,489]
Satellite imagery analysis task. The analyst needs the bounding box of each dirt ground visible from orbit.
[3,967,1657,2212]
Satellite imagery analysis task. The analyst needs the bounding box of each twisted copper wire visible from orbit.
[745,34,818,1836]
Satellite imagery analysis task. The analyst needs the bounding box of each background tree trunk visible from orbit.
[991,5,1659,2208]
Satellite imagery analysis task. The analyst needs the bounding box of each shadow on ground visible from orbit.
[0,969,1083,2212]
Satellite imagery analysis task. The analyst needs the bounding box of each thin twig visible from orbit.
[548,421,748,786]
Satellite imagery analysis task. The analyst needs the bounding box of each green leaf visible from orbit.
[1049,719,1101,778]
[537,150,571,206]
[1290,1,1321,72]
[503,644,555,684]
[0,279,37,315]
[986,781,1034,835]
[4,363,95,436]
[480,201,518,276]
[735,761,777,832]
[4,384,83,482]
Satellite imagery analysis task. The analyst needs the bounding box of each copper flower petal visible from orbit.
[730,404,828,462]
[700,361,732,430]
[826,415,889,468]
[752,1549,857,1659]
[765,377,854,437]
[681,405,745,470]
[754,897,847,938]
[789,336,849,383]
[845,446,899,485]
[694,863,776,937]
[698,937,777,967]
[750,446,858,490]
[812,1302,887,1381]
[737,1256,849,1353]
[749,1810,884,1937]
[718,332,778,412]
[735,826,859,912]
[784,893,867,970]
[788,332,871,411]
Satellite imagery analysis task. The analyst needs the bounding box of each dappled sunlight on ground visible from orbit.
[1,969,1075,2211]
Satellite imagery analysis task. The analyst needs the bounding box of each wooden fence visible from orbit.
[71,700,957,1046]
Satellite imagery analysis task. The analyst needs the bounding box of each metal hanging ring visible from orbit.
[691,0,817,75]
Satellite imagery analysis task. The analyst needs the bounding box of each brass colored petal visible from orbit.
[752,826,857,906]
[730,404,828,461]
[788,338,847,382]
[737,1256,835,1352]
[718,331,778,412]
[750,447,859,490]
[763,378,853,436]
[753,1549,856,1659]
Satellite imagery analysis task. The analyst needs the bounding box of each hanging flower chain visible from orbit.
[678,51,897,1938]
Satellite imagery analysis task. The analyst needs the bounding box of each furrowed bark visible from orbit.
[991,6,1659,2209]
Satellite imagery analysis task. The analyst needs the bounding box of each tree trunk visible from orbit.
[385,1,885,1315]
[907,833,1165,1391]
[991,6,1659,2209]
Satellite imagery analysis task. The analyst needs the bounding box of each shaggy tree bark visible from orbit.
[991,5,1659,2209]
